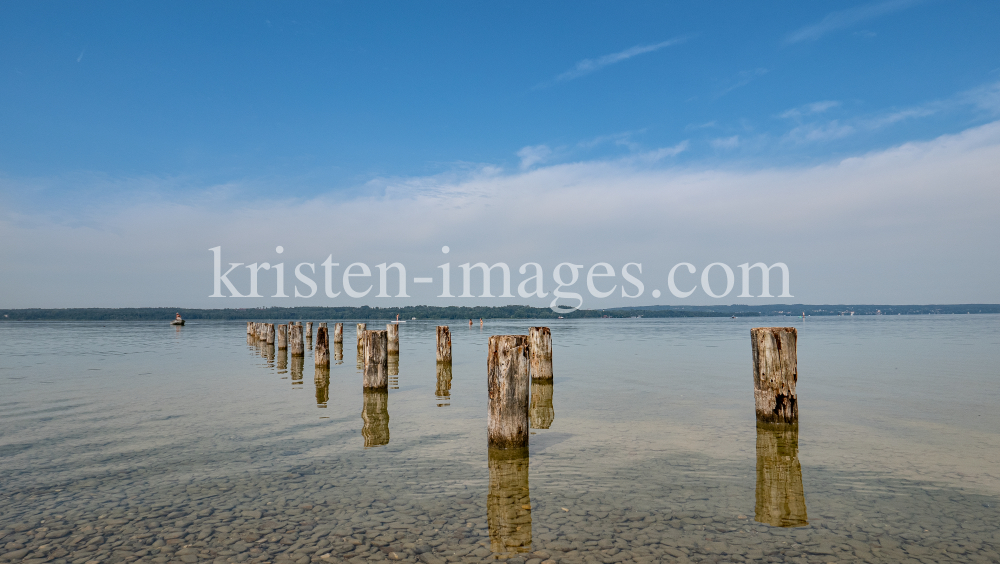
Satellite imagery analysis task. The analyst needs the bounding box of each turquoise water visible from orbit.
[1,316,999,564]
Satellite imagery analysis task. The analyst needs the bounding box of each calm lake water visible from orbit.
[2,316,999,564]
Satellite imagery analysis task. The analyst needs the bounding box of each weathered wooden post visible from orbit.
[246,321,252,336]
[488,447,532,554]
[755,423,808,527]
[333,322,343,344]
[276,324,288,349]
[528,327,552,380]
[529,380,554,429]
[266,323,275,345]
[362,389,390,447]
[315,326,330,367]
[487,335,530,449]
[435,362,452,407]
[333,342,343,363]
[363,330,389,389]
[306,322,313,340]
[387,323,399,354]
[751,327,798,424]
[356,323,367,350]
[436,326,452,363]
[315,366,330,408]
[290,323,305,357]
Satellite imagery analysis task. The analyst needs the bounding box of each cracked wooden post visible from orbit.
[751,327,798,424]
[315,326,330,367]
[755,423,808,527]
[528,327,552,380]
[436,362,452,406]
[363,330,389,389]
[306,322,313,341]
[356,323,367,351]
[333,322,343,344]
[266,323,275,345]
[436,326,452,363]
[276,324,287,349]
[487,335,530,449]
[387,323,399,355]
[290,324,304,357]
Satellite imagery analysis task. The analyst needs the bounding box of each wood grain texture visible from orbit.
[436,326,452,363]
[305,322,313,340]
[265,323,275,345]
[333,322,343,344]
[751,327,798,423]
[529,379,554,430]
[315,326,330,367]
[387,323,399,354]
[528,327,553,380]
[290,324,305,357]
[276,324,287,349]
[435,362,452,406]
[487,335,530,449]
[356,323,367,351]
[487,446,531,554]
[363,330,389,389]
[755,423,808,527]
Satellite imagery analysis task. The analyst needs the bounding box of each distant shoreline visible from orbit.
[1,304,999,321]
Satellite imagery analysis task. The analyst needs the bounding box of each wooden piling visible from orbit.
[356,323,367,351]
[306,322,313,340]
[755,423,808,527]
[528,327,552,380]
[751,327,799,424]
[361,389,390,447]
[487,335,530,449]
[487,447,532,554]
[387,323,399,354]
[333,322,343,344]
[290,324,305,357]
[315,326,330,367]
[276,324,288,349]
[529,379,554,429]
[363,330,389,389]
[333,342,343,363]
[436,326,452,363]
[266,323,275,345]
[246,321,252,335]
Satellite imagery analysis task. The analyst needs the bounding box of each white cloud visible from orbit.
[785,0,922,44]
[548,36,690,84]
[516,145,552,169]
[779,100,841,120]
[710,136,740,149]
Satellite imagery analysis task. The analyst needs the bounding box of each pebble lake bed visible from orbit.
[2,316,999,564]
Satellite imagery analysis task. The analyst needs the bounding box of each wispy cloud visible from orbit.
[517,145,552,169]
[76,49,85,63]
[718,68,768,97]
[545,36,690,85]
[779,101,841,120]
[785,0,922,44]
[710,136,740,150]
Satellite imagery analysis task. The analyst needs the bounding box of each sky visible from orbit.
[1,1,999,309]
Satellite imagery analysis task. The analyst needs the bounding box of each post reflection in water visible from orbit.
[529,380,554,429]
[356,347,364,370]
[361,389,390,447]
[487,447,531,554]
[435,363,452,407]
[315,367,330,408]
[290,355,304,385]
[333,342,343,364]
[388,354,399,389]
[755,423,808,528]
[264,344,275,368]
[276,347,288,375]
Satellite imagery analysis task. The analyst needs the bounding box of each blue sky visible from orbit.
[2,1,999,307]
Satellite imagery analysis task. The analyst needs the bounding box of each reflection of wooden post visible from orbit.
[488,335,530,448]
[276,324,287,349]
[333,342,343,363]
[315,366,330,407]
[436,326,452,363]
[363,330,388,389]
[356,323,367,351]
[266,323,275,345]
[333,322,343,344]
[529,380,554,429]
[276,346,287,372]
[751,327,798,424]
[315,326,330,367]
[306,322,313,340]
[362,389,389,447]
[528,327,552,380]
[488,447,531,554]
[290,354,304,382]
[387,323,399,354]
[755,423,808,527]
[435,362,452,406]
[290,324,304,356]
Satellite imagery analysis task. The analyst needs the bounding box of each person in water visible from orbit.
[480,318,483,327]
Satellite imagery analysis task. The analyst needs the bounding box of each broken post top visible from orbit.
[751,327,798,424]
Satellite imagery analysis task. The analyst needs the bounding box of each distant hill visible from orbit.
[1,303,997,321]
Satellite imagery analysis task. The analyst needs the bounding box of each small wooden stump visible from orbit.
[246,321,251,335]
[333,342,343,363]
[363,330,389,389]
[529,379,554,430]
[306,322,313,340]
[436,326,452,363]
[387,323,399,354]
[290,324,305,357]
[751,327,798,424]
[487,335,530,449]
[315,326,330,367]
[755,423,808,527]
[266,323,275,345]
[487,446,532,554]
[436,362,452,406]
[276,324,288,349]
[528,327,552,380]
[356,323,367,351]
[333,322,344,344]
[362,389,390,447]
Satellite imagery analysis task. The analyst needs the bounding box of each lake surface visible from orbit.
[2,316,999,564]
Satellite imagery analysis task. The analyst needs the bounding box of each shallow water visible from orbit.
[1,316,999,564]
